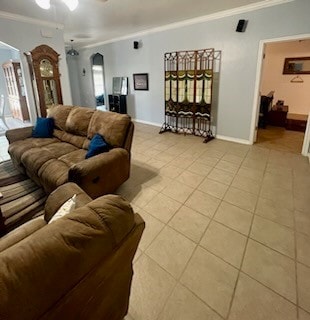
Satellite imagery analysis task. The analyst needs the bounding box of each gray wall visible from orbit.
[69,0,310,141]
[0,18,72,123]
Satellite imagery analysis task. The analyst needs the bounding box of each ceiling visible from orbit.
[0,0,287,47]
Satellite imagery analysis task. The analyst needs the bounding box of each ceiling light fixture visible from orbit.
[62,0,79,11]
[67,39,79,56]
[35,0,51,10]
[35,0,79,11]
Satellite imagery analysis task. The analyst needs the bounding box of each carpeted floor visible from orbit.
[0,161,46,235]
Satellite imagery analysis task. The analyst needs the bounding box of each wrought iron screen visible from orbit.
[160,49,220,141]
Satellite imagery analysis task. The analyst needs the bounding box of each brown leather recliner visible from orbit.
[0,183,144,320]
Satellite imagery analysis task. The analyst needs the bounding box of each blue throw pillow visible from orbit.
[32,117,54,138]
[86,134,111,159]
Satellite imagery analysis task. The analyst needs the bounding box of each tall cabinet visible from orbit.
[2,61,29,121]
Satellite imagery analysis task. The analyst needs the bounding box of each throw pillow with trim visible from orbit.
[49,194,76,224]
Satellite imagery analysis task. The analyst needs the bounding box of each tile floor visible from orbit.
[1,121,309,320]
[118,123,310,320]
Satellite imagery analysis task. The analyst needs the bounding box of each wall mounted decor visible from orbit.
[160,48,221,142]
[133,73,148,90]
[283,57,310,74]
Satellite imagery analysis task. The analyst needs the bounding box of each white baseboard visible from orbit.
[133,118,162,127]
[216,134,251,145]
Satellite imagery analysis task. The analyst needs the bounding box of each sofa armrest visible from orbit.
[69,148,130,198]
[0,195,138,320]
[5,127,33,144]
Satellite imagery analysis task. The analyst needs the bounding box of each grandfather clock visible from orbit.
[27,45,63,117]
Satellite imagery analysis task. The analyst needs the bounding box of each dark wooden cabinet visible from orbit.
[2,61,29,121]
[267,106,288,127]
[108,94,127,114]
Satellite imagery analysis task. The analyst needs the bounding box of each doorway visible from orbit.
[0,40,30,161]
[91,53,107,111]
[250,35,310,156]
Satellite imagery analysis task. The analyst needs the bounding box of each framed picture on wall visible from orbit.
[133,73,149,90]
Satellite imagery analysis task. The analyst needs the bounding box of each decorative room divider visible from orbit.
[160,48,221,142]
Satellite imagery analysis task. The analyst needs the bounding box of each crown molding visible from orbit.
[0,10,64,29]
[82,0,294,49]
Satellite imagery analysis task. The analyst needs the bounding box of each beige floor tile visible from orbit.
[299,309,310,320]
[297,263,310,313]
[229,273,297,320]
[147,158,167,169]
[296,233,310,267]
[124,314,135,320]
[294,194,310,214]
[260,186,294,211]
[153,152,175,163]
[262,172,293,191]
[143,192,182,223]
[208,168,235,185]
[176,170,205,188]
[237,167,264,182]
[138,210,165,251]
[215,159,239,174]
[242,158,266,172]
[162,180,194,203]
[202,148,225,159]
[187,161,213,176]
[169,156,194,169]
[251,215,295,258]
[196,154,220,167]
[214,201,253,235]
[134,248,143,263]
[224,187,257,212]
[131,187,159,208]
[185,190,221,218]
[198,177,229,199]
[129,254,176,320]
[146,226,196,279]
[266,163,293,177]
[200,221,247,268]
[143,175,173,192]
[159,164,183,179]
[295,210,310,237]
[242,240,296,303]
[222,153,244,165]
[232,175,261,195]
[159,283,222,320]
[181,246,238,317]
[169,205,210,243]
[255,197,294,228]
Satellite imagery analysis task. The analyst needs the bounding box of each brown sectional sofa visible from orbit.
[0,182,145,320]
[6,105,134,198]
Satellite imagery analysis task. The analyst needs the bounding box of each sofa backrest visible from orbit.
[48,105,132,149]
[87,110,131,148]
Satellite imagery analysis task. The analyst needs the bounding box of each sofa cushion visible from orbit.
[38,160,71,193]
[47,105,75,130]
[8,137,59,166]
[53,129,88,149]
[59,149,88,167]
[87,110,130,147]
[86,134,111,159]
[66,107,95,137]
[32,117,54,138]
